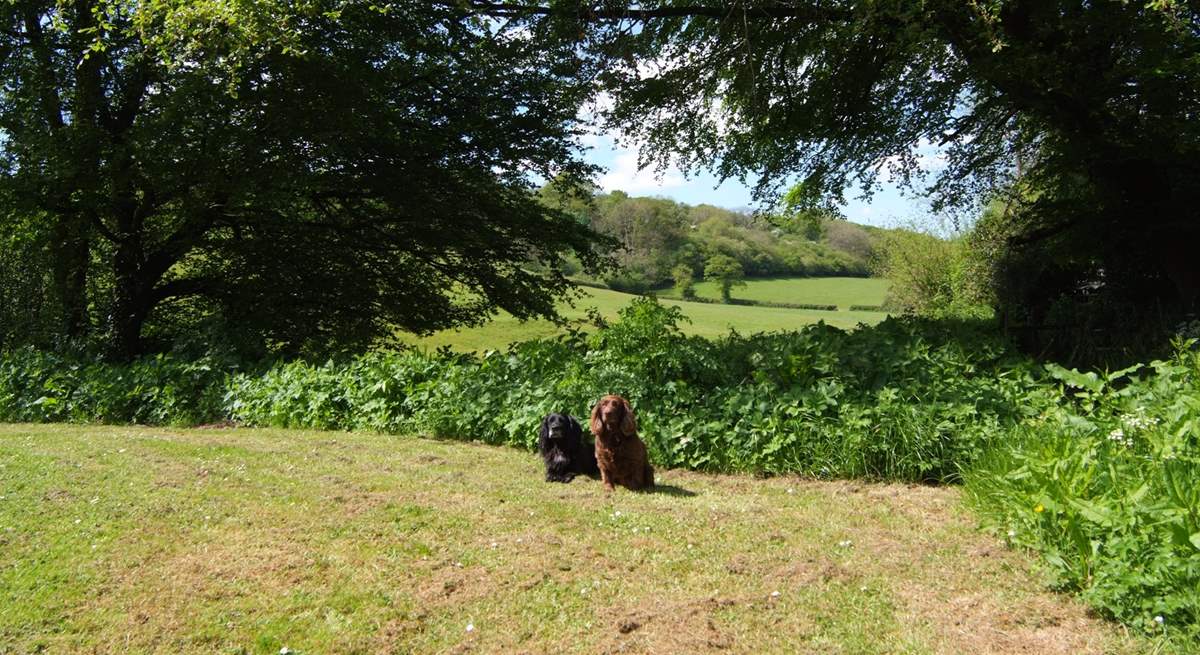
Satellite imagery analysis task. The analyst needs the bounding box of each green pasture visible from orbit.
[0,424,1155,654]
[398,283,890,352]
[682,276,891,309]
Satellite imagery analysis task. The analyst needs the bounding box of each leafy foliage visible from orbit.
[703,254,746,302]
[0,0,609,359]
[966,348,1200,643]
[877,228,993,320]
[552,190,875,291]
[1,298,1035,482]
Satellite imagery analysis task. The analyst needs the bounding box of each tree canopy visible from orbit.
[497,0,1200,332]
[1,0,609,358]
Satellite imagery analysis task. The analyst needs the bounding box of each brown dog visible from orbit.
[590,394,654,492]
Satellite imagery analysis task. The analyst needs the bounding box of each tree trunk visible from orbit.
[50,215,90,340]
[108,242,151,361]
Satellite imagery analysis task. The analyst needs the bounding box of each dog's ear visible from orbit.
[619,397,637,437]
[568,415,583,438]
[538,414,550,440]
[589,401,603,436]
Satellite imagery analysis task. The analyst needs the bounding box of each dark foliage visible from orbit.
[0,1,611,359]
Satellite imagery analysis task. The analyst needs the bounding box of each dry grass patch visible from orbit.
[0,424,1164,654]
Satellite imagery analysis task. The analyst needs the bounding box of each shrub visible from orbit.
[877,229,992,319]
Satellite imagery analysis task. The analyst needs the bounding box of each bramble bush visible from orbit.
[1,297,1196,643]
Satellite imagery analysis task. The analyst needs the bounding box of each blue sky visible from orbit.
[580,129,944,229]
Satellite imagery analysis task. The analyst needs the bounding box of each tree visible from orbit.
[671,263,695,299]
[476,1,1200,336]
[591,193,689,289]
[704,254,745,303]
[0,1,609,359]
[877,229,991,319]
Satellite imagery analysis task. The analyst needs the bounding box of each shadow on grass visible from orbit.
[644,484,697,498]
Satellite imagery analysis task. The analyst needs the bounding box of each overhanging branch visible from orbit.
[443,1,850,22]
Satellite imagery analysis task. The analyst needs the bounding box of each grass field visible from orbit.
[398,284,890,352]
[684,277,892,309]
[0,424,1159,654]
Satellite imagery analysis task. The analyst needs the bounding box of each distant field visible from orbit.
[683,277,891,309]
[398,284,890,351]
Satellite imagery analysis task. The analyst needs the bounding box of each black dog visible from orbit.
[537,413,599,483]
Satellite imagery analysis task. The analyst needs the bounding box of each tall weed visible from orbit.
[964,345,1200,643]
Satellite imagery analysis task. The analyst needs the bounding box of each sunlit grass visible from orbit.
[684,276,892,309]
[0,424,1160,654]
[397,284,890,352]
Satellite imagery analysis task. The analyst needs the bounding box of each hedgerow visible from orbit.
[1,297,1197,643]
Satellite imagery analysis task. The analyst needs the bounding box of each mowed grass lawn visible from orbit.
[0,424,1153,654]
[398,284,890,352]
[687,277,892,309]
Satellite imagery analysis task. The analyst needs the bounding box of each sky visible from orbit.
[581,128,946,230]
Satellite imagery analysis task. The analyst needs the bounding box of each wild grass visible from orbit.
[0,424,1159,654]
[964,354,1200,642]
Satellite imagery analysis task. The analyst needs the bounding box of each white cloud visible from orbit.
[598,150,686,193]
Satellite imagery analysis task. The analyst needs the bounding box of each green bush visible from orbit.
[0,297,1034,481]
[0,347,230,425]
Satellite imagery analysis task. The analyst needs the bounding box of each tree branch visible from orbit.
[444,1,850,22]
[151,277,214,304]
[21,8,65,130]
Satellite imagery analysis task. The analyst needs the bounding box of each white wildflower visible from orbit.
[837,540,853,548]
[466,623,475,633]
[1154,615,1164,626]
[770,591,781,598]
[279,648,293,655]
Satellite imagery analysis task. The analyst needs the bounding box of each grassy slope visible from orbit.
[0,424,1157,655]
[398,284,890,352]
[686,277,892,309]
